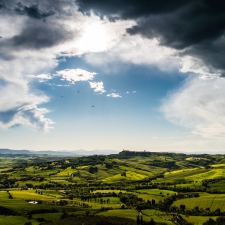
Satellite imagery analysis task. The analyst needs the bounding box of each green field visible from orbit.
[10,190,57,201]
[98,209,174,224]
[134,189,176,201]
[209,180,225,191]
[1,151,225,224]
[173,193,225,212]
[102,171,147,183]
[184,215,218,225]
[0,216,39,225]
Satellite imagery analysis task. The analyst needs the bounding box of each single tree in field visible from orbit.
[149,218,155,225]
[137,215,140,225]
[140,215,143,225]
[180,204,186,211]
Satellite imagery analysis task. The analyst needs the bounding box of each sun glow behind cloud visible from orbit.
[76,22,114,52]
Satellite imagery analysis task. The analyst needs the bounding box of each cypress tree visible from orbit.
[140,215,143,225]
[149,218,155,225]
[137,215,140,225]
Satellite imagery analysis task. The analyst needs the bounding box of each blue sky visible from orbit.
[0,0,225,152]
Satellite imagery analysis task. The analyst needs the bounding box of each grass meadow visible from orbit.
[173,193,225,212]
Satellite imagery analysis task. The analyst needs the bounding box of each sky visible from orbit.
[0,0,225,153]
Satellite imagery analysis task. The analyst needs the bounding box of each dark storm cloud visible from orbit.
[127,1,225,49]
[15,2,56,20]
[182,36,225,72]
[0,1,77,51]
[10,22,73,49]
[77,0,225,73]
[76,0,189,20]
[76,0,225,48]
[0,1,5,9]
[1,0,77,18]
[0,20,74,53]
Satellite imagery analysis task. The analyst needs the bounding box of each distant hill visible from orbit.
[0,148,119,156]
[0,149,31,154]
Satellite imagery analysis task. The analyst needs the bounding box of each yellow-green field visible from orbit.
[173,193,225,212]
[134,189,176,201]
[102,171,147,183]
[209,180,225,191]
[98,209,174,224]
[10,190,57,201]
[155,167,225,183]
[184,215,218,225]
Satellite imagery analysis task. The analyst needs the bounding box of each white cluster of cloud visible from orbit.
[85,36,181,73]
[55,69,97,84]
[0,77,54,130]
[55,69,106,93]
[28,73,52,83]
[0,50,56,130]
[180,56,222,80]
[161,77,225,139]
[125,91,137,94]
[89,81,105,93]
[107,93,122,98]
[29,74,52,80]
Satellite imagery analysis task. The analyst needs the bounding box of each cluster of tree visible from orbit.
[105,163,114,169]
[0,178,18,188]
[80,197,111,204]
[118,150,186,160]
[39,215,137,225]
[136,215,156,225]
[171,205,224,216]
[96,206,113,212]
[66,190,117,201]
[7,191,13,199]
[190,159,215,167]
[28,155,105,171]
[0,173,18,188]
[121,172,126,177]
[0,206,17,215]
[171,214,193,225]
[89,166,98,174]
[202,178,225,193]
[24,222,32,225]
[156,184,206,193]
[119,193,156,209]
[92,192,118,198]
[35,189,43,195]
[28,208,58,215]
[149,160,178,169]
[49,170,60,177]
[20,175,45,182]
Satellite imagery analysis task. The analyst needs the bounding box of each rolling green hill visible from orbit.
[0,151,225,224]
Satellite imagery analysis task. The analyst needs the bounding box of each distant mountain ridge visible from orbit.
[0,149,31,154]
[0,148,119,156]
